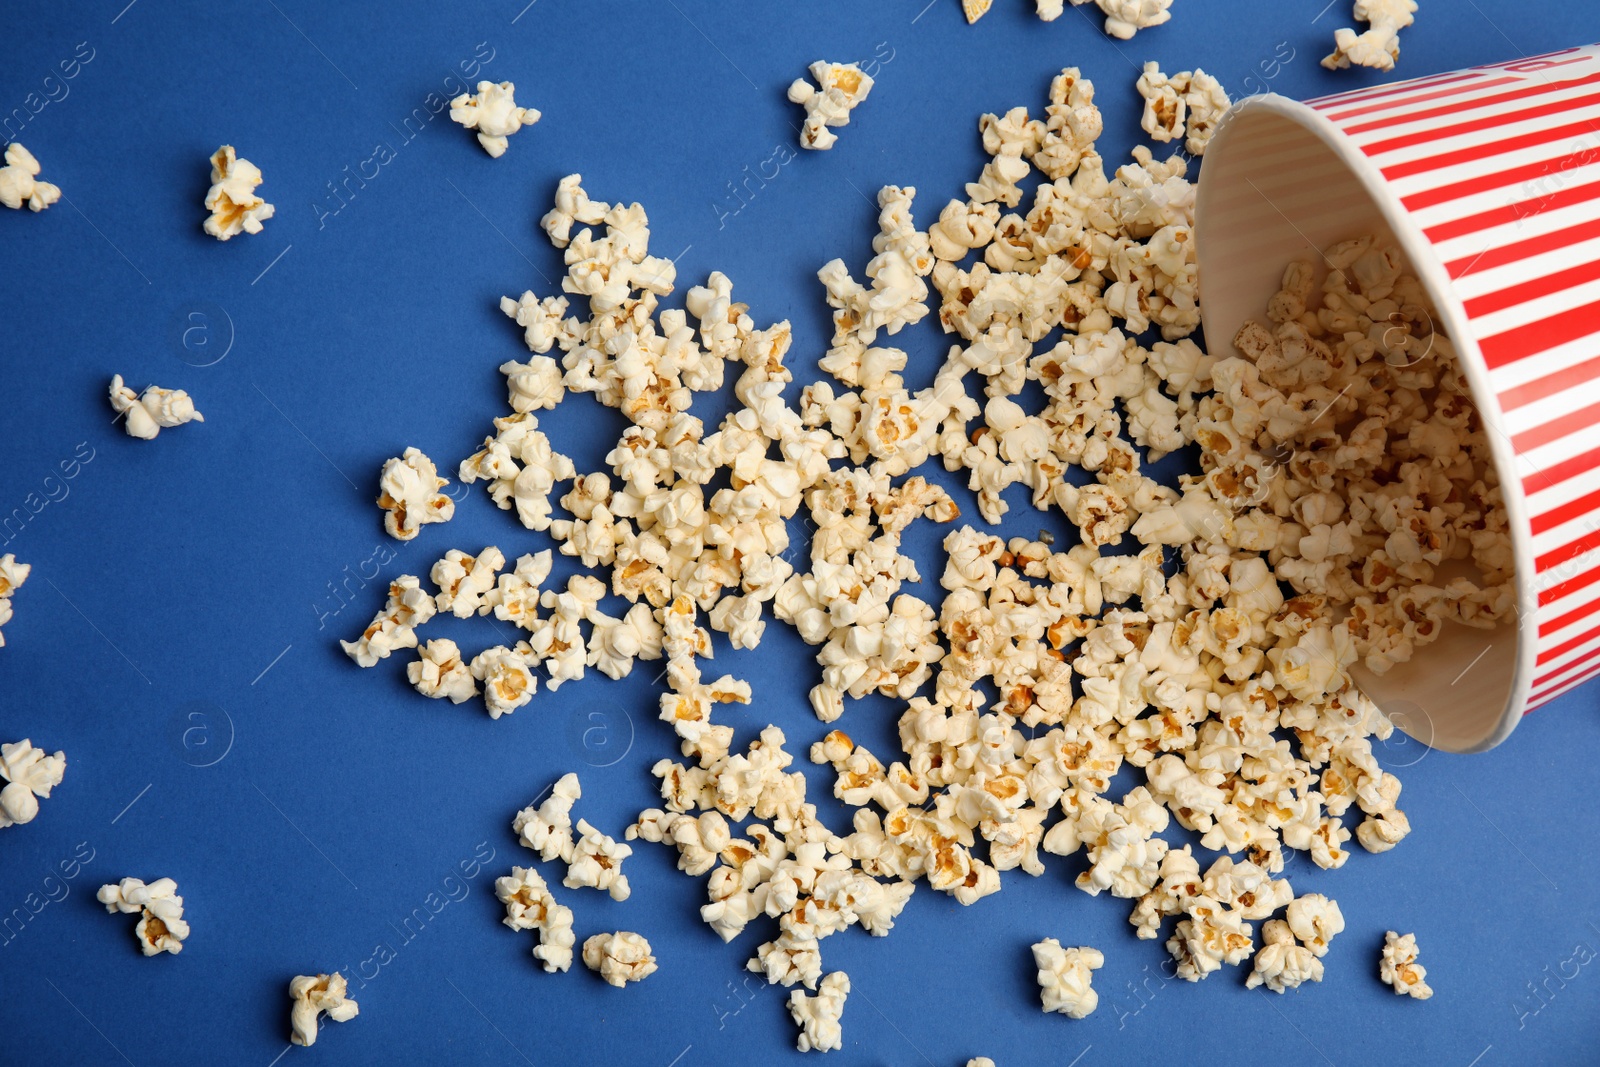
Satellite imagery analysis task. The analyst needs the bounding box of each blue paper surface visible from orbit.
[3,1,1600,1064]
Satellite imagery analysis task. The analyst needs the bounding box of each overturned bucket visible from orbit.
[1196,44,1600,752]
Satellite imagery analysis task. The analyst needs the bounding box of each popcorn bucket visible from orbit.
[1195,45,1600,753]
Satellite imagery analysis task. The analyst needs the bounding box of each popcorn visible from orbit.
[1136,63,1186,144]
[407,638,478,703]
[1166,897,1254,981]
[495,866,576,972]
[582,931,657,986]
[449,80,541,157]
[96,877,189,956]
[1284,893,1344,957]
[333,92,1479,1052]
[470,644,538,717]
[0,142,60,211]
[1380,930,1433,1000]
[751,933,824,990]
[377,448,455,541]
[1135,64,1231,157]
[341,575,437,667]
[789,62,874,151]
[789,970,849,1052]
[1245,919,1323,992]
[590,602,665,678]
[460,415,575,532]
[1032,939,1103,1018]
[0,740,66,830]
[202,145,273,239]
[108,375,205,440]
[432,546,506,618]
[1180,70,1230,157]
[288,973,359,1047]
[566,818,633,901]
[1323,0,1418,72]
[0,554,30,649]
[1070,0,1175,38]
[514,773,583,863]
[964,0,993,21]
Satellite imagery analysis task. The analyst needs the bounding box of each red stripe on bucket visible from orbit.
[1533,486,1600,536]
[1318,74,1511,121]
[1364,88,1600,157]
[1535,618,1600,665]
[1539,596,1600,638]
[1533,657,1600,703]
[1523,443,1600,497]
[1500,352,1600,411]
[1535,525,1600,578]
[1465,259,1600,321]
[1481,299,1600,369]
[1344,71,1600,135]
[1426,177,1600,242]
[1446,216,1600,278]
[1511,396,1600,452]
[1538,558,1600,607]
[1402,147,1600,210]
[1382,118,1600,180]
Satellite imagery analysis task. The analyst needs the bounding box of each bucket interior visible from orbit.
[1195,97,1520,754]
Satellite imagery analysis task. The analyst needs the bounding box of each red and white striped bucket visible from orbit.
[1196,45,1600,753]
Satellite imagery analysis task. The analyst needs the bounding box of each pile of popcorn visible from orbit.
[342,60,1482,1048]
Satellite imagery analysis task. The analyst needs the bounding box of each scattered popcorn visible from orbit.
[97,877,189,956]
[289,973,359,1047]
[341,575,437,666]
[471,644,538,717]
[459,414,574,532]
[1033,939,1103,1018]
[566,818,633,901]
[1070,0,1175,38]
[789,970,849,1052]
[0,554,30,649]
[964,0,994,22]
[1245,919,1323,992]
[108,375,204,441]
[0,739,65,829]
[449,80,541,158]
[0,142,60,211]
[582,931,657,987]
[1135,63,1230,156]
[202,145,273,240]
[496,865,576,972]
[1380,930,1432,999]
[407,637,478,703]
[432,546,506,618]
[515,772,583,863]
[1285,893,1345,957]
[1323,0,1418,72]
[377,447,455,541]
[333,71,1487,1054]
[789,62,874,151]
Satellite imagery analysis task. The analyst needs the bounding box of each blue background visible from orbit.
[3,1,1600,1064]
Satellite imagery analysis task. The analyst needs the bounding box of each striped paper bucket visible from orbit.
[1195,44,1600,753]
